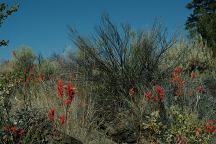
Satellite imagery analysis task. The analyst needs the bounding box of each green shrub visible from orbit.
[12,47,36,72]
[140,106,215,143]
[36,60,59,80]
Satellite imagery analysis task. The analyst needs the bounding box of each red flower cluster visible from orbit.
[144,91,153,102]
[173,66,183,74]
[64,82,76,106]
[12,127,24,136]
[11,126,17,135]
[4,125,25,137]
[64,98,72,106]
[59,114,66,125]
[66,82,75,98]
[48,80,76,126]
[154,85,165,101]
[205,119,216,133]
[170,66,185,97]
[144,85,165,103]
[143,85,164,103]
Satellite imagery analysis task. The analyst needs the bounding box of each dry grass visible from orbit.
[11,80,116,144]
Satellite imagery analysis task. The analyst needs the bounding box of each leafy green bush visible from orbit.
[140,106,215,143]
[36,60,59,81]
[12,47,36,72]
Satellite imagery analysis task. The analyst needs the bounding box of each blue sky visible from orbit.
[0,0,191,60]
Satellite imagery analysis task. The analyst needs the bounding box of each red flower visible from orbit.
[170,67,185,84]
[48,108,55,121]
[64,98,72,106]
[59,114,66,125]
[11,126,17,135]
[144,91,152,102]
[205,119,216,133]
[154,85,165,101]
[170,72,180,83]
[57,80,64,98]
[178,79,185,88]
[66,82,75,99]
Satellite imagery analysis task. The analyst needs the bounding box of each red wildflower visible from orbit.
[205,119,216,133]
[64,98,72,106]
[170,72,180,83]
[154,85,165,101]
[178,79,185,88]
[144,91,152,102]
[59,114,66,125]
[66,82,75,99]
[173,66,183,74]
[170,67,185,85]
[57,80,64,98]
[48,108,55,121]
[191,71,196,80]
[11,126,17,135]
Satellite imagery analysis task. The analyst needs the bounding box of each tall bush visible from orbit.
[74,16,176,89]
[69,15,178,120]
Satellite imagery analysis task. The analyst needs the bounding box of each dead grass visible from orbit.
[11,80,116,144]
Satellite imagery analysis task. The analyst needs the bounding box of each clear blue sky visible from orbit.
[0,0,191,60]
